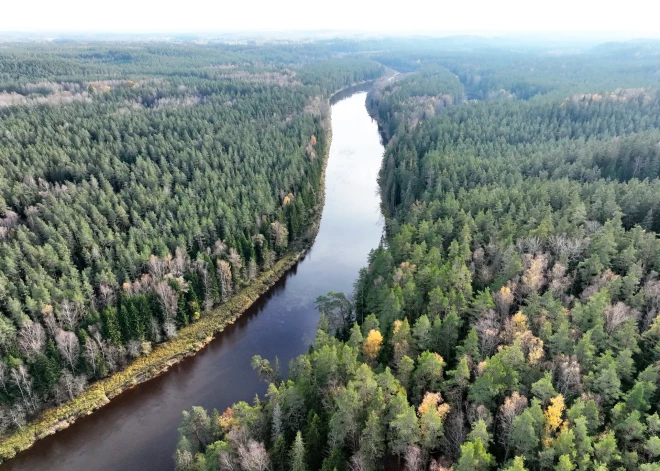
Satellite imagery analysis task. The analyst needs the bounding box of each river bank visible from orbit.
[0,248,311,462]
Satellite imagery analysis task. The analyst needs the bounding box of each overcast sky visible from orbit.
[2,0,659,36]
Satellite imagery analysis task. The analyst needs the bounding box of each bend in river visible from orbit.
[2,90,385,471]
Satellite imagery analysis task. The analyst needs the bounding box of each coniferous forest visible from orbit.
[171,40,660,471]
[1,36,660,471]
[0,42,383,433]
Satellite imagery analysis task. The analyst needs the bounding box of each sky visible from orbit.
[1,0,659,36]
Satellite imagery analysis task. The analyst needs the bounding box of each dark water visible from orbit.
[2,91,384,471]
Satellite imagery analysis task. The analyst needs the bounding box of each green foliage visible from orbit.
[178,406,212,452]
[290,431,307,471]
[455,438,495,471]
[174,39,660,471]
[0,42,386,427]
[502,456,528,471]
[388,405,419,456]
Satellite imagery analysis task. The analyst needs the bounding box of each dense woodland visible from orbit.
[176,41,660,471]
[0,42,384,430]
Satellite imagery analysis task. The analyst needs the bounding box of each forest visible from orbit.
[0,42,384,432]
[174,41,660,470]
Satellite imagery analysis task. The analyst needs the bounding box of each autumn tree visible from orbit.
[363,329,383,366]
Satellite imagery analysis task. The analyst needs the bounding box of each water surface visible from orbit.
[3,90,384,471]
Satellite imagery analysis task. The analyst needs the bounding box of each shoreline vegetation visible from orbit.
[0,78,382,463]
[0,248,308,462]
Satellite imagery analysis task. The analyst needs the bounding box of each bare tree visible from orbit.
[445,410,467,459]
[217,260,233,303]
[58,299,80,331]
[0,361,8,393]
[476,309,500,356]
[237,440,271,471]
[55,371,87,403]
[98,283,116,308]
[404,445,424,471]
[10,364,38,412]
[147,254,167,279]
[172,247,189,277]
[103,344,124,373]
[584,220,602,234]
[213,240,228,256]
[149,317,163,343]
[604,302,637,334]
[175,450,194,471]
[0,210,19,229]
[228,248,243,281]
[581,269,618,301]
[155,281,179,322]
[498,392,528,459]
[556,356,582,397]
[641,279,660,328]
[218,450,240,471]
[549,235,587,262]
[549,263,572,300]
[42,306,58,338]
[493,286,514,317]
[2,404,26,431]
[517,236,543,255]
[263,250,275,271]
[55,329,80,372]
[349,452,367,471]
[643,280,660,312]
[83,338,100,375]
[429,459,452,471]
[131,274,154,295]
[91,330,107,361]
[163,321,177,340]
[18,321,45,359]
[196,260,215,313]
[126,340,142,358]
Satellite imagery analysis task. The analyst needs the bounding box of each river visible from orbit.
[2,90,385,471]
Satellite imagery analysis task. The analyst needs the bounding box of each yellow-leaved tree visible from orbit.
[543,394,566,447]
[363,329,383,365]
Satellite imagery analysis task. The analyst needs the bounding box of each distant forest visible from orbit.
[0,42,383,429]
[174,40,660,471]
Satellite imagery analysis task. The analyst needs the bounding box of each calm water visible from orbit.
[2,90,385,471]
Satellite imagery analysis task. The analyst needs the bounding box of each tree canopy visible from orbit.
[176,39,660,471]
[0,42,384,430]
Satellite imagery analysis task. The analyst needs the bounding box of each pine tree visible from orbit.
[290,431,307,471]
[360,410,385,468]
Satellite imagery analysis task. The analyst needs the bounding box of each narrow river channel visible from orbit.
[2,90,385,471]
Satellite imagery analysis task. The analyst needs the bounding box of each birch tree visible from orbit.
[55,328,80,372]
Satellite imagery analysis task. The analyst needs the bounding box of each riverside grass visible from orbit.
[0,247,307,462]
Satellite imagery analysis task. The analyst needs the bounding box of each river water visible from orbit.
[3,90,384,471]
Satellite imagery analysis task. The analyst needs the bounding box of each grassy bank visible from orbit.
[0,250,309,461]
